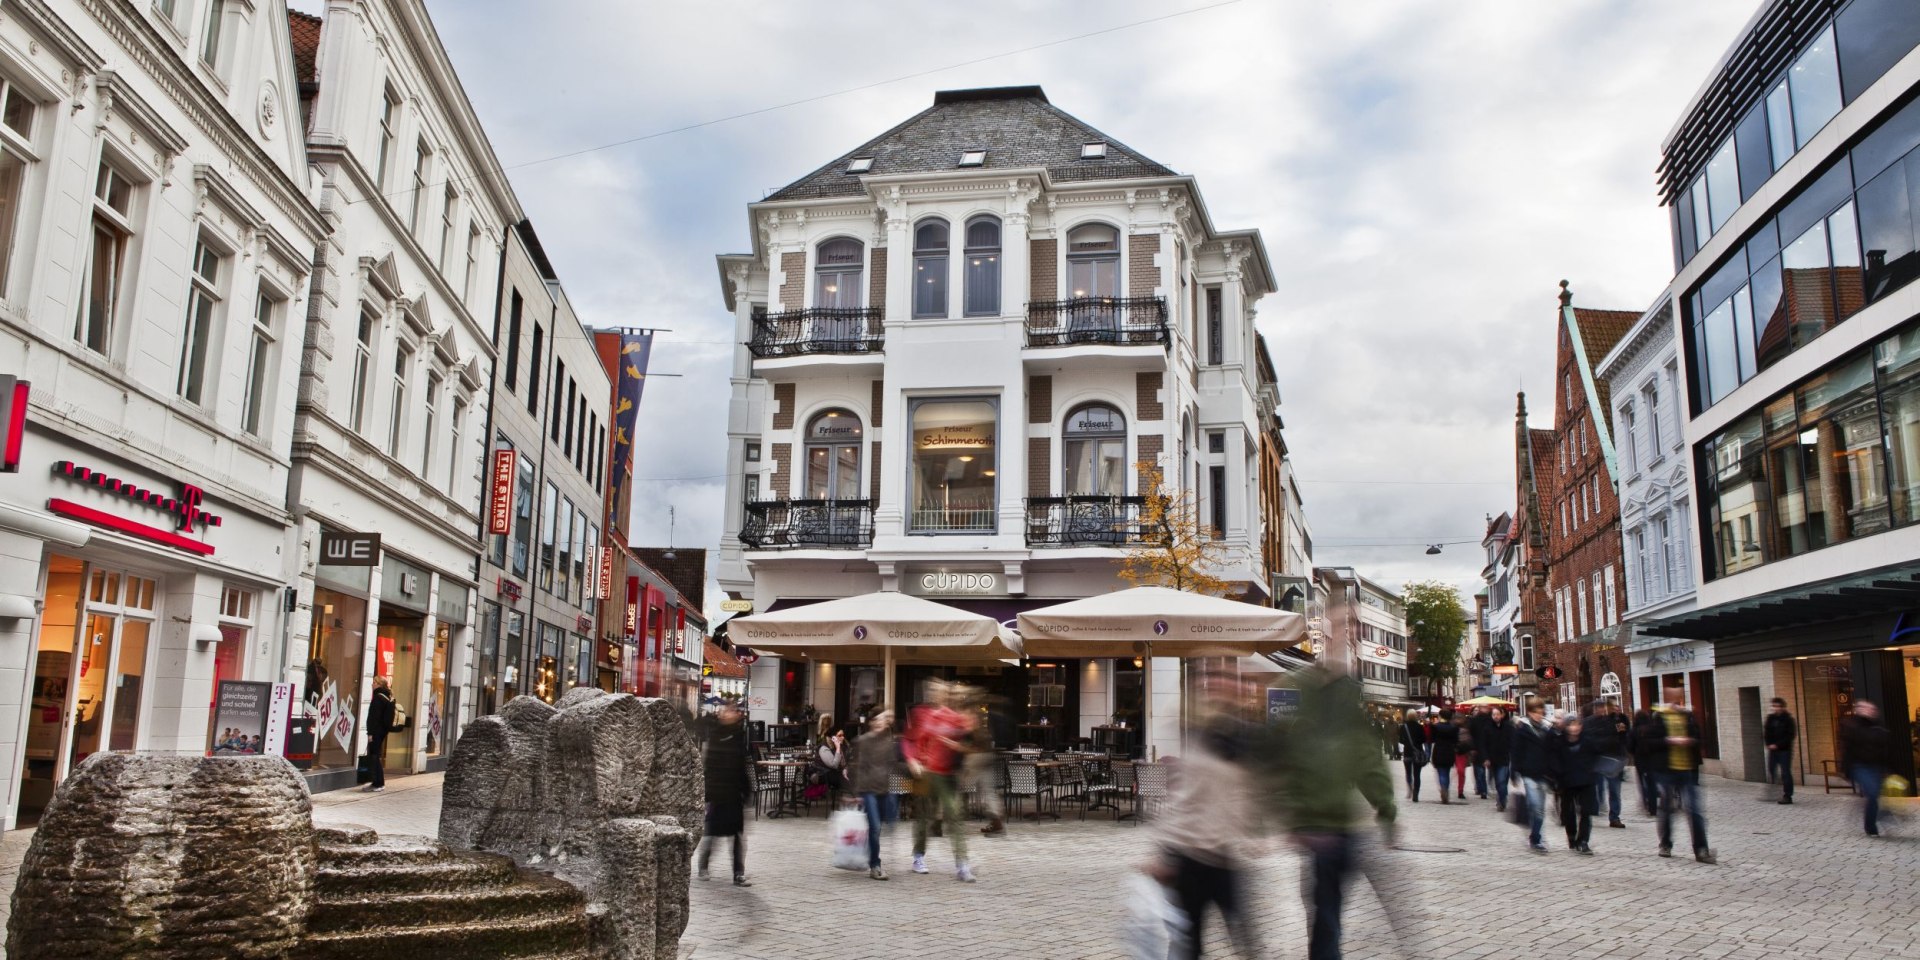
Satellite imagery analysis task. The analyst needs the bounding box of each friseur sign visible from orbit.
[319,531,380,566]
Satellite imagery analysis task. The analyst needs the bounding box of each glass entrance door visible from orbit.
[19,555,158,824]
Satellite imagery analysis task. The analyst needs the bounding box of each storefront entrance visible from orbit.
[376,610,423,775]
[19,555,156,823]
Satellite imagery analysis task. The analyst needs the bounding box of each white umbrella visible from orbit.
[728,591,1023,706]
[1017,587,1306,757]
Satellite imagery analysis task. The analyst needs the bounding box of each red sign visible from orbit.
[597,545,615,600]
[47,461,224,555]
[577,615,593,634]
[1,376,26,472]
[375,635,395,681]
[497,576,523,602]
[624,603,637,636]
[1375,646,1392,659]
[488,450,516,535]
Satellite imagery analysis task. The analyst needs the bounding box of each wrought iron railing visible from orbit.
[1024,297,1168,348]
[1024,495,1152,547]
[740,499,873,549]
[907,506,996,534]
[748,307,884,358]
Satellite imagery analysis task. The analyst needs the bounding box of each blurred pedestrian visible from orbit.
[906,682,976,881]
[1839,700,1891,836]
[1468,706,1494,799]
[850,708,898,880]
[697,702,753,886]
[1397,711,1428,802]
[1257,667,1397,960]
[960,689,1007,836]
[1630,707,1664,817]
[1428,711,1461,804]
[1764,698,1797,805]
[1550,716,1598,855]
[1652,702,1714,863]
[362,676,395,793]
[1483,706,1514,812]
[1153,716,1261,960]
[1586,700,1630,829]
[1511,700,1553,854]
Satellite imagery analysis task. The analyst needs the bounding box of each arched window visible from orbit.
[1062,403,1126,495]
[804,409,863,500]
[814,238,863,310]
[913,220,949,318]
[1066,223,1120,299]
[963,216,1000,316]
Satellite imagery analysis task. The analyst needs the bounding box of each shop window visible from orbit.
[909,398,996,533]
[306,586,367,773]
[814,237,863,310]
[804,409,863,500]
[215,584,253,694]
[428,621,449,756]
[1061,403,1125,496]
[1879,328,1920,525]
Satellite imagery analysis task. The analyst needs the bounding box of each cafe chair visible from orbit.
[1004,760,1056,820]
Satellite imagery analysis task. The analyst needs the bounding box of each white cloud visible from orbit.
[414,0,1759,604]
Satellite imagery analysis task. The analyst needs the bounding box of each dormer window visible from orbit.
[958,149,986,167]
[845,157,874,174]
[1081,142,1107,159]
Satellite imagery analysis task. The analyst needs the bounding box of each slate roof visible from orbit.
[764,86,1176,202]
[288,10,321,87]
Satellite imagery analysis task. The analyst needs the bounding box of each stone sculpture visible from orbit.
[6,754,315,959]
[439,689,701,960]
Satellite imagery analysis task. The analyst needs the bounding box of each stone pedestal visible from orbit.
[6,754,315,959]
[439,690,700,960]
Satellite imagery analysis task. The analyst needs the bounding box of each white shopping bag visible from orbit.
[829,808,869,871]
[1120,871,1188,960]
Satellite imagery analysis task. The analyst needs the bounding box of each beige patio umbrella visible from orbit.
[727,591,1023,707]
[1017,587,1305,756]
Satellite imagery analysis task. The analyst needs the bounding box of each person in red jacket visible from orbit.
[905,681,975,881]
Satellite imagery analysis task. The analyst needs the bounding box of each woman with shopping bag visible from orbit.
[848,709,899,880]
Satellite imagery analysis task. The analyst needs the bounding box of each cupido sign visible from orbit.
[908,569,1005,597]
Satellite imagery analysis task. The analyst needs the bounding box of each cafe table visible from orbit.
[755,760,811,818]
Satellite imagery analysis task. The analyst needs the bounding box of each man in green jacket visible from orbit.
[1256,666,1398,960]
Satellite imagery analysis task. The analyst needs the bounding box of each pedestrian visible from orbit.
[1397,711,1428,802]
[1510,699,1553,854]
[1483,706,1514,812]
[1585,700,1630,829]
[697,702,753,886]
[1652,701,1715,864]
[959,689,1007,836]
[1256,666,1397,960]
[850,708,898,880]
[1468,706,1495,799]
[1428,711,1460,804]
[1153,716,1261,960]
[1763,698,1797,805]
[1549,716,1598,855]
[1630,707,1664,817]
[1838,700,1891,836]
[905,681,976,881]
[362,676,395,793]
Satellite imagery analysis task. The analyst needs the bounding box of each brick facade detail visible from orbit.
[1028,375,1051,424]
[1029,437,1050,498]
[1129,233,1161,298]
[1137,434,1164,488]
[871,379,884,427]
[771,382,795,430]
[1030,238,1057,302]
[770,443,792,500]
[870,441,881,503]
[1136,371,1164,421]
[779,251,805,310]
[868,248,887,314]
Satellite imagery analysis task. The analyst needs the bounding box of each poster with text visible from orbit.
[210,681,273,755]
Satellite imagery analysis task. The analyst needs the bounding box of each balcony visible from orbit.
[1024,297,1168,349]
[1024,495,1152,547]
[740,500,874,550]
[748,308,884,358]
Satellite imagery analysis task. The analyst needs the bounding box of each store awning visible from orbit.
[1641,561,1920,642]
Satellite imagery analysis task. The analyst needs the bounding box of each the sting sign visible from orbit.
[488,449,516,535]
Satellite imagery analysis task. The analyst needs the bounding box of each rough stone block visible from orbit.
[6,754,315,960]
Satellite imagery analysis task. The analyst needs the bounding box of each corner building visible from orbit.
[0,0,323,828]
[1644,0,1920,793]
[715,87,1282,760]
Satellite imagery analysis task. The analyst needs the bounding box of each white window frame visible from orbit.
[199,0,228,75]
[387,342,412,459]
[448,395,465,491]
[0,72,42,300]
[464,222,482,303]
[376,84,400,191]
[421,371,440,475]
[242,287,281,436]
[350,308,376,432]
[76,159,139,357]
[409,139,432,235]
[176,235,225,405]
[439,186,458,275]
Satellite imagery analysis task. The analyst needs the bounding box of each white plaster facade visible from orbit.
[715,88,1279,761]
[0,0,324,828]
[1353,574,1410,705]
[282,0,517,789]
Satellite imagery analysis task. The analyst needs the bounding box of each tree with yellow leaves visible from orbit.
[1116,461,1233,596]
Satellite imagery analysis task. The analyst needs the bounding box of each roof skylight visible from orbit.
[958,149,987,167]
[845,157,874,174]
[1081,142,1108,159]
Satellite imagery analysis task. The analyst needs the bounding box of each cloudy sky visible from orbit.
[310,0,1762,606]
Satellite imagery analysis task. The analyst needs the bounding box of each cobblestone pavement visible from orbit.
[3,771,1915,960]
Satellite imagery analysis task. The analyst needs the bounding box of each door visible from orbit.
[1738,686,1765,783]
[19,557,157,823]
[378,616,423,773]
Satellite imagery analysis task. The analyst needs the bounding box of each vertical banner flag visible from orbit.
[488,449,516,535]
[607,330,655,525]
[597,545,615,600]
